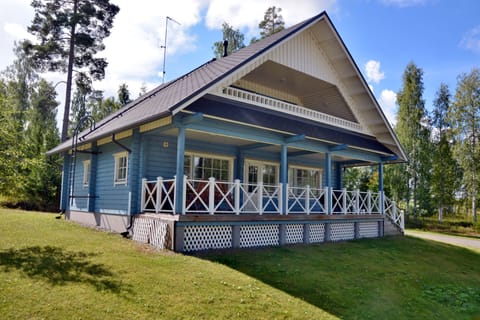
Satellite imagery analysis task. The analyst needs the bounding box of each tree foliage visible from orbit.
[213,22,246,58]
[449,68,480,222]
[0,48,60,210]
[23,0,119,141]
[117,83,131,106]
[258,6,285,39]
[431,83,459,222]
[393,62,432,217]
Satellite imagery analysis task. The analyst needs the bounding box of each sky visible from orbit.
[0,0,479,128]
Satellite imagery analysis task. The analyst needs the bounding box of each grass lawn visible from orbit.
[1,209,479,319]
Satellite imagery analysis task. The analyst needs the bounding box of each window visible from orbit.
[289,166,322,193]
[114,152,128,185]
[83,160,90,187]
[184,153,232,181]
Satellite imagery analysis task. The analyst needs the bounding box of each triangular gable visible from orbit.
[47,11,406,162]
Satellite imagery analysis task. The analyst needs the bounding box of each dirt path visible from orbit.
[405,230,480,252]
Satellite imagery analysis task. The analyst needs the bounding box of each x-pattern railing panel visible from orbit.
[140,177,403,231]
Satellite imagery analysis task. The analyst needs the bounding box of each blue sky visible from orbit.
[0,0,479,126]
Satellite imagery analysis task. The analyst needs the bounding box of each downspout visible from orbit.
[112,133,132,153]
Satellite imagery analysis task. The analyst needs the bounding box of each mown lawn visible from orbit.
[1,209,479,319]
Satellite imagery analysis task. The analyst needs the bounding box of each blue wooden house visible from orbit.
[47,12,406,252]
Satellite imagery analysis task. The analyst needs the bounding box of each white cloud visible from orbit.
[0,0,335,129]
[365,60,385,84]
[4,23,35,41]
[205,0,337,35]
[460,25,480,53]
[378,89,397,125]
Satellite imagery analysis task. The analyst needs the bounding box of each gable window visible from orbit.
[184,153,232,181]
[83,160,91,187]
[114,152,128,185]
[289,166,322,194]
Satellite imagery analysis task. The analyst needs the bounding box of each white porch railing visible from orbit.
[384,195,404,231]
[140,176,404,231]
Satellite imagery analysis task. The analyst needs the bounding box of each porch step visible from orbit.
[384,217,403,236]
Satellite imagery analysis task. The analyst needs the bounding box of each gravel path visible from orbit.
[405,230,480,251]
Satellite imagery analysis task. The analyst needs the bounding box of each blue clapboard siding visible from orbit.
[141,130,341,189]
[72,128,343,215]
[94,138,133,215]
[70,152,90,211]
[143,134,178,180]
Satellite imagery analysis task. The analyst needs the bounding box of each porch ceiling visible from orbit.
[236,60,357,123]
[183,129,359,163]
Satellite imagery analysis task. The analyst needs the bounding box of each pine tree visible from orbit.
[213,22,246,58]
[258,6,285,39]
[23,0,119,141]
[117,83,131,106]
[449,68,480,223]
[431,83,458,222]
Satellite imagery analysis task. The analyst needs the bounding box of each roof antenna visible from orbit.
[161,16,180,84]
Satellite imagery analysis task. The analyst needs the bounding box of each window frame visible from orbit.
[83,160,91,187]
[288,165,323,190]
[113,151,129,185]
[184,152,234,182]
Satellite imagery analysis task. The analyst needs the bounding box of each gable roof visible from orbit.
[47,12,406,162]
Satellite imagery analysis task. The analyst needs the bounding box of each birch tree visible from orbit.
[449,68,480,222]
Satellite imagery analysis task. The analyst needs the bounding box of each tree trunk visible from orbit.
[473,187,477,223]
[439,199,443,223]
[61,0,77,142]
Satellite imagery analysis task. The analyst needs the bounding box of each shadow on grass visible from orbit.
[0,246,132,296]
[200,237,480,319]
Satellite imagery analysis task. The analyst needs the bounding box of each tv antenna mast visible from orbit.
[161,16,180,84]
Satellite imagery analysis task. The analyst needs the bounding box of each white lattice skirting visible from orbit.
[285,224,304,244]
[240,225,279,248]
[184,225,232,252]
[309,224,326,243]
[359,222,379,238]
[132,217,171,249]
[330,223,355,241]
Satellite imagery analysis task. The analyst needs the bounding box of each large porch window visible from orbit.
[184,153,233,181]
[289,166,322,193]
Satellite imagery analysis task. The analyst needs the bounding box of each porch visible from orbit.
[134,176,404,252]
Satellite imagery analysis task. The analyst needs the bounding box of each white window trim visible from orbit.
[184,151,234,181]
[289,164,323,189]
[113,151,129,185]
[244,159,280,185]
[83,160,91,187]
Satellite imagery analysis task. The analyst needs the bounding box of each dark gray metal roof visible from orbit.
[47,13,324,155]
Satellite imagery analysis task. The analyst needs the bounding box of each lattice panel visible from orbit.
[330,223,355,241]
[285,224,303,244]
[150,220,169,248]
[132,217,170,249]
[240,225,279,248]
[184,225,232,252]
[132,218,152,243]
[359,222,378,238]
[309,224,325,243]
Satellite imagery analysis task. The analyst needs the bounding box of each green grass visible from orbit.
[1,209,480,319]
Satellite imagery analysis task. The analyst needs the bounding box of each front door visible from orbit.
[244,161,278,212]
